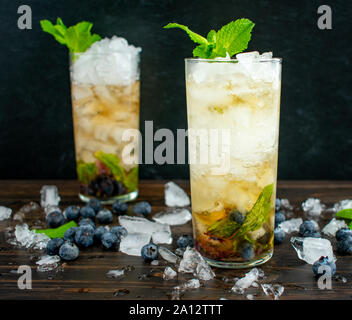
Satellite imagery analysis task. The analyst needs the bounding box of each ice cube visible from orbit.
[246,294,255,300]
[164,182,190,207]
[13,213,24,222]
[15,224,50,250]
[36,255,60,272]
[40,185,60,208]
[151,260,159,266]
[183,279,200,289]
[152,208,192,226]
[158,246,180,264]
[19,202,40,214]
[236,51,260,62]
[260,52,273,59]
[0,206,12,221]
[196,260,215,281]
[118,215,171,244]
[119,233,151,256]
[322,218,348,237]
[302,198,326,217]
[44,205,62,216]
[290,237,335,264]
[163,267,177,280]
[334,199,352,211]
[106,269,125,278]
[280,198,293,210]
[231,268,265,294]
[261,284,284,300]
[278,218,303,233]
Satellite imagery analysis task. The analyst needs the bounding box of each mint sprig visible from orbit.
[40,18,101,53]
[163,19,255,59]
[33,221,78,239]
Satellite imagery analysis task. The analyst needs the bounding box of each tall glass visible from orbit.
[186,57,282,268]
[70,52,140,203]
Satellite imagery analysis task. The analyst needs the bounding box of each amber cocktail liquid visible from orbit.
[186,53,282,268]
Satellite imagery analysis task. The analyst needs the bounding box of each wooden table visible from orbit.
[0,180,351,300]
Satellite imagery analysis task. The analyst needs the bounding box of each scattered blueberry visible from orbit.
[141,243,158,262]
[274,228,285,244]
[94,226,108,240]
[275,198,281,212]
[46,211,66,228]
[336,228,352,242]
[80,205,96,219]
[337,235,352,254]
[75,226,94,248]
[101,232,119,249]
[64,206,80,220]
[133,201,152,216]
[241,242,254,261]
[312,256,336,277]
[112,200,128,215]
[46,238,64,256]
[63,227,78,242]
[79,218,96,229]
[176,235,194,248]
[110,226,128,239]
[59,241,80,261]
[299,220,318,237]
[96,209,113,224]
[229,210,245,225]
[275,211,286,227]
[88,198,102,213]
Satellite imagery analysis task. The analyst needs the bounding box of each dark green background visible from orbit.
[0,0,351,180]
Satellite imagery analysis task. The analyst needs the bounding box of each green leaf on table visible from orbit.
[40,18,101,53]
[336,209,352,220]
[94,151,125,181]
[123,167,139,191]
[77,162,97,185]
[349,221,352,230]
[33,221,78,239]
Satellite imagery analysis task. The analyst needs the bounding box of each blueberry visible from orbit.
[59,241,79,261]
[337,235,352,254]
[274,228,285,244]
[241,242,254,261]
[75,226,94,248]
[46,211,66,228]
[336,228,352,242]
[312,256,336,277]
[275,211,286,227]
[112,200,128,215]
[88,198,102,213]
[113,181,126,195]
[310,231,322,238]
[94,226,108,240]
[63,227,78,242]
[299,220,317,237]
[229,210,245,225]
[100,178,114,197]
[64,206,80,221]
[141,243,158,262]
[80,205,96,219]
[133,201,152,216]
[79,218,96,229]
[46,238,64,256]
[275,198,281,212]
[96,209,113,224]
[101,232,119,249]
[176,235,194,248]
[110,226,128,238]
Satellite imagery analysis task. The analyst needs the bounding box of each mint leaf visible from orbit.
[164,18,255,58]
[237,184,273,236]
[77,162,97,185]
[123,167,138,191]
[207,218,240,238]
[33,221,77,239]
[336,209,352,220]
[94,151,125,181]
[40,18,101,53]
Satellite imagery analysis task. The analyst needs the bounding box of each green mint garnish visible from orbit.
[207,218,240,238]
[77,162,98,186]
[94,151,125,182]
[336,209,352,220]
[163,18,255,59]
[40,18,101,53]
[33,221,78,239]
[123,167,139,191]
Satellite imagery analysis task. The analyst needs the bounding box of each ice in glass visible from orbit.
[186,52,282,268]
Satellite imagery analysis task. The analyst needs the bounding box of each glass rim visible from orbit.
[70,51,141,57]
[185,57,282,63]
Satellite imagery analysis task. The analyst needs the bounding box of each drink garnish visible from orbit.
[163,19,255,59]
[33,220,78,239]
[40,18,101,53]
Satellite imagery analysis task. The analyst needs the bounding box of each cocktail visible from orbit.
[165,19,282,267]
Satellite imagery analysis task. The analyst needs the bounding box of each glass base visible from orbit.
[78,190,138,204]
[203,249,273,269]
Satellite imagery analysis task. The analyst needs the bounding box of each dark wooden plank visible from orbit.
[0,180,352,300]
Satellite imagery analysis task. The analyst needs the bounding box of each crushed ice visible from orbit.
[14,224,50,250]
[152,208,192,226]
[322,218,348,237]
[163,267,177,280]
[106,269,125,278]
[231,268,264,294]
[0,206,12,221]
[36,255,60,272]
[278,218,302,233]
[302,198,326,217]
[164,182,190,207]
